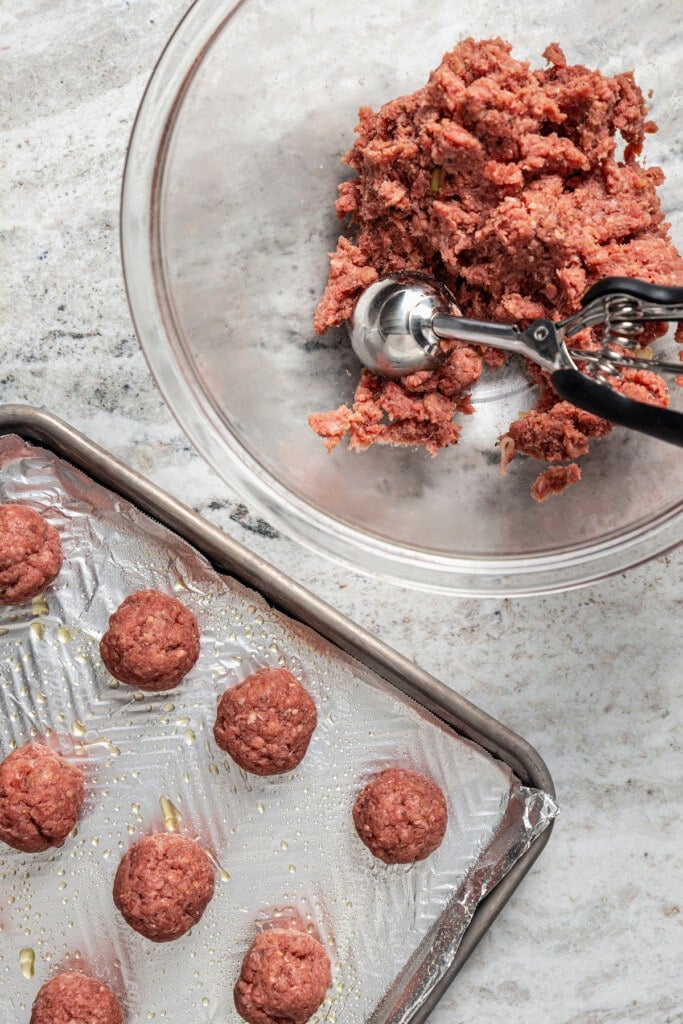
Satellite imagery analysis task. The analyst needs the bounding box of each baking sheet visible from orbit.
[0,435,556,1023]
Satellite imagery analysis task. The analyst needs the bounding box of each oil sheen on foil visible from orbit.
[0,435,556,1023]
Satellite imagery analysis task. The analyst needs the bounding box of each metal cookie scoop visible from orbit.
[350,275,683,447]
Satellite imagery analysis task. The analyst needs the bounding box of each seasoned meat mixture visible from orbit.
[312,38,683,498]
[234,928,331,1024]
[30,971,123,1024]
[0,504,63,604]
[0,742,84,853]
[214,668,317,776]
[100,589,200,691]
[113,832,215,942]
[352,767,448,864]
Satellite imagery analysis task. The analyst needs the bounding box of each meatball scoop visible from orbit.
[0,504,63,605]
[100,589,200,691]
[0,742,84,853]
[113,832,215,942]
[234,928,331,1024]
[213,668,317,776]
[30,970,123,1024]
[353,767,448,864]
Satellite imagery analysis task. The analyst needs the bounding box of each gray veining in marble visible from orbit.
[1,2,682,1022]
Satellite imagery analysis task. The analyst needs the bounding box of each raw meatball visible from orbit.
[0,742,84,853]
[234,929,331,1024]
[352,767,448,864]
[213,668,317,776]
[100,589,200,691]
[0,504,62,605]
[30,971,123,1024]
[113,832,215,942]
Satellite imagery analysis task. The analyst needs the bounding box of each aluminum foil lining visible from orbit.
[0,434,557,1023]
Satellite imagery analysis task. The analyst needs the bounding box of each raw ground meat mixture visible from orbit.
[234,928,332,1024]
[214,668,317,776]
[531,463,582,503]
[100,589,200,691]
[352,767,448,864]
[30,971,124,1024]
[0,503,63,604]
[0,742,84,853]
[311,38,683,499]
[113,832,215,942]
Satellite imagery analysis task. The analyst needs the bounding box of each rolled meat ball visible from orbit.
[100,589,200,691]
[113,832,215,942]
[213,668,317,776]
[0,742,84,853]
[234,928,331,1024]
[352,767,448,864]
[30,970,124,1024]
[0,504,63,605]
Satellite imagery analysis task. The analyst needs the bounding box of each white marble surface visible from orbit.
[2,2,682,1022]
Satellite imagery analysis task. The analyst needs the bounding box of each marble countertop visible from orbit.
[2,2,681,1022]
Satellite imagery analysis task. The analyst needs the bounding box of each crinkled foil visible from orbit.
[0,435,557,1022]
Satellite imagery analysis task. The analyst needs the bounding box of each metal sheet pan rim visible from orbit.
[0,403,555,1022]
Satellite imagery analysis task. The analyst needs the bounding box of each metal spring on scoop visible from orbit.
[577,297,644,383]
[554,284,682,386]
[561,297,650,382]
[604,296,644,351]
[591,355,622,383]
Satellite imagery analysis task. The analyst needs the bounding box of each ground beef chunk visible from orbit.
[309,348,481,456]
[531,463,582,502]
[0,742,84,853]
[0,504,63,605]
[234,929,331,1024]
[214,668,317,776]
[30,971,123,1024]
[100,589,200,691]
[113,832,215,942]
[612,366,670,406]
[311,38,683,492]
[501,402,613,462]
[352,767,448,864]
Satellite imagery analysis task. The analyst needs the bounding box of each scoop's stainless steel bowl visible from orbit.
[349,278,445,379]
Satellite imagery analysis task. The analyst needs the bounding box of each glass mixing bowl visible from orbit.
[121,0,683,595]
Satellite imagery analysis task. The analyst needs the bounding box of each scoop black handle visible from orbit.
[582,276,683,313]
[551,368,683,448]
